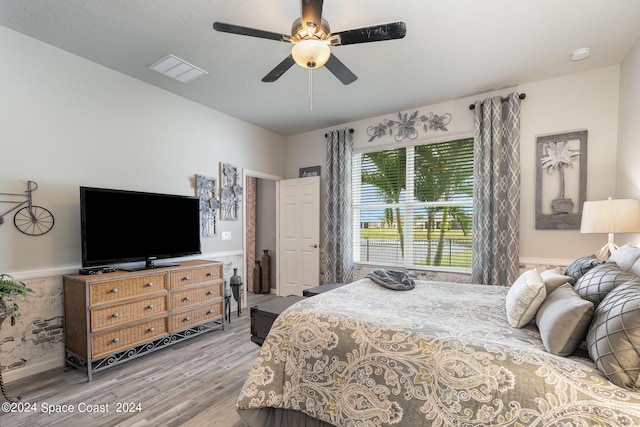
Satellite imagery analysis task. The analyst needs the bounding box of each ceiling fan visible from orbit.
[213,0,406,85]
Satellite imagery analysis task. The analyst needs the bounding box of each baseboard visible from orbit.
[519,257,573,267]
[4,352,65,384]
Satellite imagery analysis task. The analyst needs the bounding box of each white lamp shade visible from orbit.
[291,40,331,69]
[580,199,640,233]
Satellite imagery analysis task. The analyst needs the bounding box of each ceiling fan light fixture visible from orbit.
[292,40,331,69]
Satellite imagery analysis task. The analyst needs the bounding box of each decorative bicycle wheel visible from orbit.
[13,205,55,236]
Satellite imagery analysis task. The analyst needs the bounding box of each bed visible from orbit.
[236,273,640,426]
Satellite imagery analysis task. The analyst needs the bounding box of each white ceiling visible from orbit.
[1,1,639,136]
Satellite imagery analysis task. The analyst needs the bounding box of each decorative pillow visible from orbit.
[540,267,575,294]
[535,283,594,356]
[608,244,640,271]
[586,280,640,390]
[564,255,605,281]
[506,269,546,328]
[574,263,637,307]
[631,258,640,276]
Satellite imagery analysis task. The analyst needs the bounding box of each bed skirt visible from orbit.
[238,408,337,427]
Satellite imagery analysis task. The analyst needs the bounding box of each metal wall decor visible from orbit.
[535,130,588,229]
[0,180,54,236]
[367,111,452,142]
[196,175,220,236]
[220,162,243,221]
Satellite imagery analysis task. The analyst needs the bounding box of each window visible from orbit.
[352,138,474,270]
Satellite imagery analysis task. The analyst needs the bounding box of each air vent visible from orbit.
[148,54,208,84]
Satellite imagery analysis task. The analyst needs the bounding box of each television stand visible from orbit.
[63,260,224,380]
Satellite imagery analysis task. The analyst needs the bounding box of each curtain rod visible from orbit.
[325,128,354,138]
[468,93,526,110]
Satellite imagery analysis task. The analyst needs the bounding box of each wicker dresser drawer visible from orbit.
[91,317,168,358]
[170,264,222,289]
[90,273,168,305]
[90,295,168,332]
[64,260,224,380]
[170,301,223,332]
[170,282,223,311]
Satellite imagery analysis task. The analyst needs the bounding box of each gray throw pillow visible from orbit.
[540,267,575,294]
[536,283,594,356]
[586,280,640,390]
[574,263,636,307]
[631,257,640,276]
[564,255,605,281]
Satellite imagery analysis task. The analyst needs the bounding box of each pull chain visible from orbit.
[308,68,313,111]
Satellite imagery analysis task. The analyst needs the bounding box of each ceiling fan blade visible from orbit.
[213,22,290,42]
[330,21,406,46]
[300,0,324,28]
[325,54,357,85]
[262,55,296,82]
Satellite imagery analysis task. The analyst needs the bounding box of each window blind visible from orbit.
[352,138,474,270]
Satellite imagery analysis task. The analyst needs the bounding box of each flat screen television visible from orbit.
[80,186,201,270]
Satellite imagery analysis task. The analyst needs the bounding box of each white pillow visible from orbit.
[608,244,640,271]
[506,268,547,328]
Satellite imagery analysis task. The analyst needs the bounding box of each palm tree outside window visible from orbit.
[352,138,474,270]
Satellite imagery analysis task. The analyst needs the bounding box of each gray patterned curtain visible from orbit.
[472,93,522,285]
[324,128,354,284]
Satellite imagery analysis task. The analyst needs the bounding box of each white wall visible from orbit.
[616,35,640,198]
[0,26,285,274]
[284,66,623,264]
[0,26,285,381]
[519,66,621,260]
[613,35,640,248]
[256,178,277,289]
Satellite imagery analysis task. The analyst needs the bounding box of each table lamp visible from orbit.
[580,198,640,259]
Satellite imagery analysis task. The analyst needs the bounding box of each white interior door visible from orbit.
[278,176,320,296]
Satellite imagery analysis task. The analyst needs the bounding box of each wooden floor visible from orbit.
[0,292,279,427]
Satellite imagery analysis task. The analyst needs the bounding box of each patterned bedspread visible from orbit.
[237,279,640,426]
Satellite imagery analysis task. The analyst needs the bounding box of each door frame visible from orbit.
[242,169,283,308]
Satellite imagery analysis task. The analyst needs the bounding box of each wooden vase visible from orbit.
[261,250,271,293]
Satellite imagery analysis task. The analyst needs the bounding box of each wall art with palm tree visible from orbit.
[535,130,587,229]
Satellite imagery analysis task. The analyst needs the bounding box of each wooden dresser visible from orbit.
[63,260,224,380]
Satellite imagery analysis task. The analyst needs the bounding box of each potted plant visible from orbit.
[0,274,33,327]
